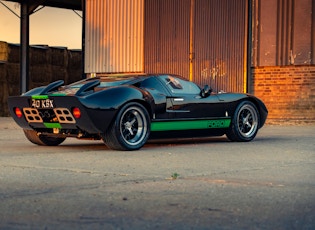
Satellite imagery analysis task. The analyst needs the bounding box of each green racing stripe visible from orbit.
[43,122,62,129]
[150,118,231,131]
[32,94,66,98]
[32,95,49,99]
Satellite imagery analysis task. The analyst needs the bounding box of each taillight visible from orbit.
[15,107,23,118]
[72,107,81,119]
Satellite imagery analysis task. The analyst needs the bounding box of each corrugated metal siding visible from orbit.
[144,0,248,93]
[85,0,144,73]
[252,0,314,66]
[144,0,190,78]
[194,0,247,92]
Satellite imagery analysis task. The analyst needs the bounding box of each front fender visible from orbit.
[216,93,268,128]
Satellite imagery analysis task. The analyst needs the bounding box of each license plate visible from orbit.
[31,99,54,109]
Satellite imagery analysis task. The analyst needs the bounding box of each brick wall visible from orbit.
[251,66,315,124]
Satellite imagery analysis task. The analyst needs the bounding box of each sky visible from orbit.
[0,1,82,49]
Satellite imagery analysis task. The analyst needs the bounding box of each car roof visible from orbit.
[93,73,187,82]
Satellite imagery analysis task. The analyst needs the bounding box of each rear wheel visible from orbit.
[226,101,260,142]
[102,102,150,151]
[23,129,66,146]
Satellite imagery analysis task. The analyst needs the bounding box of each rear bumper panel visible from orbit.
[8,96,111,134]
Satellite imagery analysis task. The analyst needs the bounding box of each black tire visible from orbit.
[226,101,260,142]
[23,129,66,146]
[102,102,150,151]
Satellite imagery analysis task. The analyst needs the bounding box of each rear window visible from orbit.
[99,78,134,87]
[57,77,137,95]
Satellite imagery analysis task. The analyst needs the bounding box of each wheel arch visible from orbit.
[119,99,154,120]
[226,99,260,142]
[244,96,268,128]
[102,100,151,150]
[101,99,153,135]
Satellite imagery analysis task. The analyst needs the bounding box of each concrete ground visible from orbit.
[0,117,314,230]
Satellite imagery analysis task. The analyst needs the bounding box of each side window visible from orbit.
[165,76,183,91]
[163,75,200,94]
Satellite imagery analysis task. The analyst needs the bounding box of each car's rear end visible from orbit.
[8,94,104,139]
[7,76,150,142]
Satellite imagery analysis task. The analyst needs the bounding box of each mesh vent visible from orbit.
[22,108,76,124]
[23,108,43,123]
[53,108,76,124]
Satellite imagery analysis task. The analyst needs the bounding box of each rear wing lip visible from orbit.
[39,80,66,95]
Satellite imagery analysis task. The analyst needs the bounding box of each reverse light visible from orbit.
[72,107,81,119]
[14,107,23,118]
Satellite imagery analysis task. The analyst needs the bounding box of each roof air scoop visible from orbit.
[39,80,64,95]
[75,79,100,96]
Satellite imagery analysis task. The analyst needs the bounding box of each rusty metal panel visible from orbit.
[255,0,278,66]
[144,0,191,78]
[252,0,313,66]
[292,0,312,64]
[144,0,248,93]
[194,0,248,92]
[85,0,144,74]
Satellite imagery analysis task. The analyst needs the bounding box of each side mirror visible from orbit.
[200,85,212,98]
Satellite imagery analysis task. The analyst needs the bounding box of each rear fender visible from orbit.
[79,86,155,131]
[79,86,152,110]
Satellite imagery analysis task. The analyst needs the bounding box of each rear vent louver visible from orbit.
[23,108,76,124]
[53,108,76,124]
[23,108,43,123]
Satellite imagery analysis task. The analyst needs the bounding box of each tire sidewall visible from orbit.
[229,101,260,142]
[23,129,65,146]
[113,102,150,150]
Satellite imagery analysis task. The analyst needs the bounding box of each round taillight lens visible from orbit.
[15,107,23,118]
[72,107,81,119]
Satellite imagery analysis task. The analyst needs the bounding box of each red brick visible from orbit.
[251,66,315,124]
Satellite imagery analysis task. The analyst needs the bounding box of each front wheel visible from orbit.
[226,101,260,142]
[23,129,66,146]
[102,102,150,151]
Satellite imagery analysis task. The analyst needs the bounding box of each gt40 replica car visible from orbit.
[8,74,268,151]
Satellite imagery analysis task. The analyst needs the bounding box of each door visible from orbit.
[158,75,225,119]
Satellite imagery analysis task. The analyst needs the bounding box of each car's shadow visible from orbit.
[55,137,229,151]
[148,136,228,144]
[53,135,287,152]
